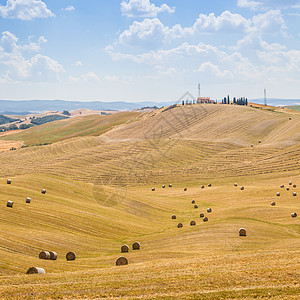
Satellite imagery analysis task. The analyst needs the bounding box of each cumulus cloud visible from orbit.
[0,31,64,82]
[119,18,182,48]
[192,11,250,33]
[69,72,100,83]
[235,10,286,49]
[0,0,55,20]
[196,62,233,78]
[0,31,47,53]
[117,10,286,50]
[121,0,175,18]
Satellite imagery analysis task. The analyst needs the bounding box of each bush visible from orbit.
[0,115,18,125]
[19,124,34,130]
[30,115,69,125]
[62,110,71,116]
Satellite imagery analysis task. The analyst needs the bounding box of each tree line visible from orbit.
[221,96,248,106]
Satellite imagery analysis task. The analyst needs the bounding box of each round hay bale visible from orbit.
[49,251,57,260]
[121,244,129,253]
[194,204,198,209]
[26,267,45,274]
[177,223,183,228]
[190,221,196,226]
[184,188,187,191]
[259,140,261,143]
[286,187,290,191]
[251,144,254,147]
[289,117,292,120]
[152,188,155,191]
[7,179,11,184]
[291,212,297,218]
[191,200,195,204]
[234,183,238,187]
[239,228,246,236]
[289,181,292,185]
[293,184,296,188]
[66,252,76,261]
[200,212,204,218]
[6,200,13,208]
[39,251,50,260]
[240,186,244,190]
[207,208,212,213]
[208,184,212,187]
[171,214,176,219]
[271,201,276,206]
[41,189,46,194]
[201,185,204,189]
[203,217,208,222]
[169,184,172,187]
[132,242,140,250]
[293,192,297,196]
[277,192,280,196]
[26,197,31,204]
[162,185,165,188]
[280,185,284,188]
[116,257,128,266]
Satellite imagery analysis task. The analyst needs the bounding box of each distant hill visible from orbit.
[0,100,173,113]
[251,98,300,106]
[287,105,300,112]
[0,99,299,114]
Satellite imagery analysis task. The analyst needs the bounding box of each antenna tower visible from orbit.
[198,83,201,98]
[264,88,267,106]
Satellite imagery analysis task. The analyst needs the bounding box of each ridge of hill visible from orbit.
[103,103,300,147]
[0,104,299,185]
[0,98,299,114]
[1,111,142,146]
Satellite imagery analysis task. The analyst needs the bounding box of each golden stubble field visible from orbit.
[0,104,299,299]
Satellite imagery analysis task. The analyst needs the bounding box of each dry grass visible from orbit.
[0,104,299,298]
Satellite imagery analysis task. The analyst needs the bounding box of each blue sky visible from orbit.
[0,0,300,102]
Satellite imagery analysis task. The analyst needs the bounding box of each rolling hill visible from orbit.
[0,103,299,299]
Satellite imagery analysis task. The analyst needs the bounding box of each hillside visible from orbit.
[288,105,300,112]
[0,103,299,299]
[1,111,141,146]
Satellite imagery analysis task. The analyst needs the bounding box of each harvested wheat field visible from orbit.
[0,104,299,299]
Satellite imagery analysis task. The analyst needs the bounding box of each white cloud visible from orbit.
[155,66,176,76]
[63,5,75,11]
[196,62,233,78]
[73,60,83,66]
[0,0,55,20]
[69,72,100,83]
[2,54,64,81]
[119,18,181,48]
[0,31,64,82]
[235,10,286,49]
[104,75,132,84]
[117,10,286,50]
[104,75,119,81]
[121,0,175,18]
[192,11,250,33]
[237,0,300,10]
[118,12,249,49]
[0,31,47,53]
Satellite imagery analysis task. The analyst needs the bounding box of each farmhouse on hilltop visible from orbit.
[197,97,215,104]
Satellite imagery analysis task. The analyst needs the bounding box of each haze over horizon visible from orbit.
[0,0,300,102]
